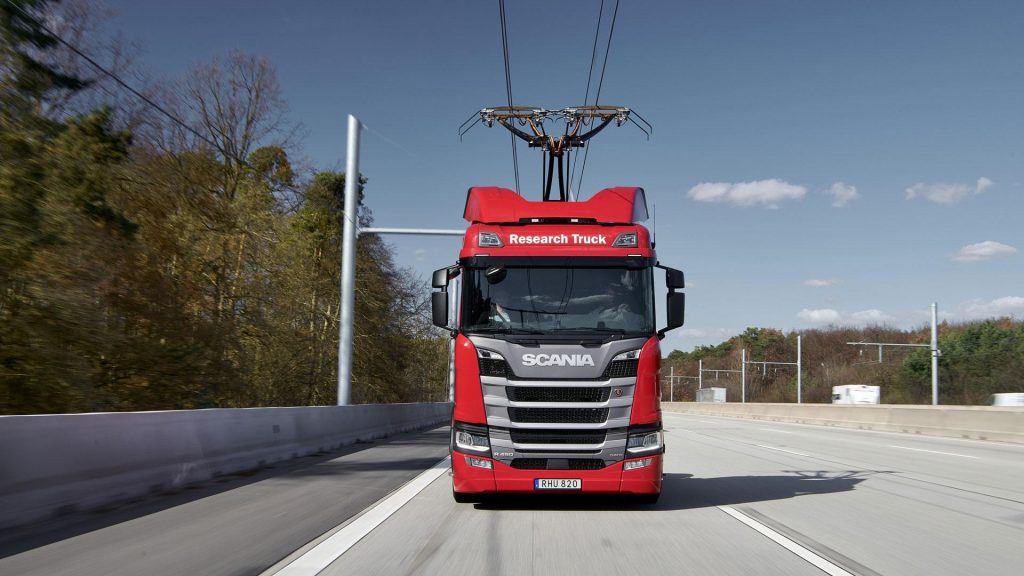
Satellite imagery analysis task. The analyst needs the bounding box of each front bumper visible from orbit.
[451,452,663,495]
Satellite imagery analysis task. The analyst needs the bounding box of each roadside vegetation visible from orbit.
[665,320,1024,405]
[1,0,448,414]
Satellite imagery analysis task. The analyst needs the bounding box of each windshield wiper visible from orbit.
[551,327,627,333]
[470,327,545,335]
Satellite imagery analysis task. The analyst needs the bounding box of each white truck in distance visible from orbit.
[832,385,880,404]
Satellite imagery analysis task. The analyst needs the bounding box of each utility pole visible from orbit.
[337,117,466,406]
[670,365,674,402]
[797,334,802,404]
[846,302,940,406]
[337,115,361,406]
[741,348,746,403]
[931,302,939,405]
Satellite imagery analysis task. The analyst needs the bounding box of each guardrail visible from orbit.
[0,403,452,530]
[663,402,1024,444]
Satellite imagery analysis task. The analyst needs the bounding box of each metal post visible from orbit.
[796,334,802,404]
[879,345,883,364]
[931,302,939,405]
[337,114,361,406]
[670,365,674,402]
[698,359,703,389]
[448,283,457,402]
[741,348,746,403]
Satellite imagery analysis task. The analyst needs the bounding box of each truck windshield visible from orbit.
[462,266,654,335]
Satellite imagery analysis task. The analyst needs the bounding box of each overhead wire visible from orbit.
[575,0,620,201]
[2,0,252,170]
[498,0,521,195]
[569,0,605,201]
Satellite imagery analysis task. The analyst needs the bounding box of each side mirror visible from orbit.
[665,267,684,290]
[432,291,449,328]
[659,292,685,339]
[432,266,461,289]
[432,267,450,289]
[667,292,684,329]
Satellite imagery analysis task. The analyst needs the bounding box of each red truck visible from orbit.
[431,185,684,503]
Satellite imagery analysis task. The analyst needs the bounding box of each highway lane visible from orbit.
[0,426,451,576]
[310,413,1024,576]
[3,414,1021,575]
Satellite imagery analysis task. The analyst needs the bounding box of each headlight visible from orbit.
[611,232,638,247]
[454,429,490,453]
[626,430,663,454]
[478,231,504,247]
[464,456,493,469]
[612,349,641,362]
[477,348,506,361]
[623,458,653,470]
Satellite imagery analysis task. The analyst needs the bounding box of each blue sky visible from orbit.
[104,0,1023,352]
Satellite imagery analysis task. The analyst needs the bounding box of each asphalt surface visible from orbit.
[0,426,451,576]
[3,414,1023,576]
[318,413,1024,576]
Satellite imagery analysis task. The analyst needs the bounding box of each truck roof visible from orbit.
[463,186,648,225]
[458,187,655,260]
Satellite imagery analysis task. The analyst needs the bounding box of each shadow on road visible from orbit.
[0,426,451,559]
[475,470,874,512]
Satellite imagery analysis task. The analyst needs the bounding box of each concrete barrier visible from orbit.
[0,403,451,530]
[663,402,1024,444]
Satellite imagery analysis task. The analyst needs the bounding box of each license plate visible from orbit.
[535,478,582,490]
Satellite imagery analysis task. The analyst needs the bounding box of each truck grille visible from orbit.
[509,429,607,445]
[479,358,510,378]
[508,407,609,424]
[506,386,610,403]
[601,359,638,379]
[510,458,606,470]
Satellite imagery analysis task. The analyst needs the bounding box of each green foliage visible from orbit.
[1,8,448,413]
[664,321,1024,405]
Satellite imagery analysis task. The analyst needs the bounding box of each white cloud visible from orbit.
[678,327,734,340]
[797,308,894,325]
[849,309,894,323]
[954,296,1024,320]
[803,279,837,288]
[827,182,858,207]
[687,179,806,208]
[905,177,993,204]
[797,309,843,323]
[951,240,1017,263]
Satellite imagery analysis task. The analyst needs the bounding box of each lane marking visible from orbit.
[755,444,811,457]
[758,428,793,434]
[888,445,978,459]
[695,419,721,424]
[275,457,450,576]
[719,506,856,576]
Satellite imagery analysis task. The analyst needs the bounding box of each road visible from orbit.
[2,413,1023,575]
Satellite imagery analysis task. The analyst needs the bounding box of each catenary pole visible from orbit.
[741,348,746,403]
[931,302,939,405]
[797,334,802,404]
[338,115,361,405]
